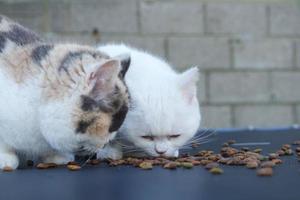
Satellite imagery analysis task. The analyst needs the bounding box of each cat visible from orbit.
[97,44,201,159]
[0,16,130,169]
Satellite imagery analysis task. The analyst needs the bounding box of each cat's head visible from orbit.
[121,67,200,157]
[40,51,130,156]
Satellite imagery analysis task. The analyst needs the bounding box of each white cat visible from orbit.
[0,16,130,169]
[97,44,201,159]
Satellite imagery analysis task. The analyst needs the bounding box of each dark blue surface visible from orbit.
[1,128,300,200]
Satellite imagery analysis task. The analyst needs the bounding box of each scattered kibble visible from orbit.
[257,167,273,176]
[253,148,262,153]
[163,162,178,169]
[139,161,153,170]
[209,167,223,175]
[67,164,81,171]
[3,166,14,172]
[36,163,57,169]
[181,162,193,169]
[246,161,258,169]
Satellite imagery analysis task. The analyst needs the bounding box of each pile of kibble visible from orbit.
[2,139,300,177]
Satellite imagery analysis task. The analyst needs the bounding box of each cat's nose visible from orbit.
[155,149,167,155]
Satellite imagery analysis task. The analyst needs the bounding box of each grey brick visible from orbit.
[234,38,293,69]
[234,105,294,128]
[168,37,230,69]
[297,106,300,124]
[66,0,138,33]
[270,4,300,36]
[209,72,270,103]
[296,40,300,68]
[0,2,46,32]
[44,33,97,45]
[271,72,300,102]
[206,3,266,35]
[99,35,165,58]
[140,1,203,34]
[201,106,232,128]
[197,73,206,103]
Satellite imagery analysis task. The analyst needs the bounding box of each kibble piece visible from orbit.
[268,153,279,160]
[282,144,291,150]
[246,161,258,169]
[181,162,193,169]
[284,149,293,155]
[3,166,14,172]
[139,161,153,170]
[89,159,101,165]
[260,161,275,168]
[209,167,223,175]
[257,167,273,176]
[271,159,282,165]
[253,148,262,153]
[276,150,285,156]
[205,162,219,170]
[37,163,57,169]
[67,164,81,171]
[163,162,177,169]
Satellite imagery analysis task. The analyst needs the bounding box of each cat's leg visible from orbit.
[42,151,74,165]
[97,143,123,160]
[0,141,19,169]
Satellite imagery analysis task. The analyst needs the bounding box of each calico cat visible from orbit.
[0,16,130,169]
[97,44,201,159]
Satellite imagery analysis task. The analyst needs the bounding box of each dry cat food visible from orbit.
[37,163,58,169]
[3,166,14,172]
[67,164,81,171]
[5,138,299,177]
[257,167,273,176]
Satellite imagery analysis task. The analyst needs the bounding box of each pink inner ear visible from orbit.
[88,72,96,86]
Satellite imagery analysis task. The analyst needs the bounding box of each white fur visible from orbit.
[97,44,201,158]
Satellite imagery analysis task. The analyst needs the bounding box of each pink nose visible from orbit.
[155,148,167,155]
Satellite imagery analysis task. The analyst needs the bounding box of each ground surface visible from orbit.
[0,128,299,200]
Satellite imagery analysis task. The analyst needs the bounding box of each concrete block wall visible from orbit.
[1,0,300,128]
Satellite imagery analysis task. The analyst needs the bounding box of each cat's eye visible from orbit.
[167,134,181,139]
[141,136,155,141]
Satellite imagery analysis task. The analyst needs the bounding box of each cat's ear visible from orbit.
[88,59,120,99]
[179,66,199,104]
[114,53,131,78]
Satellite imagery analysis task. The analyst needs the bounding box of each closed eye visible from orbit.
[167,134,181,139]
[141,136,155,141]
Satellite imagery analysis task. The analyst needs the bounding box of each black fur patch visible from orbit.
[5,25,40,46]
[81,95,97,111]
[76,118,96,134]
[119,56,130,78]
[80,95,114,113]
[31,44,53,64]
[0,35,6,53]
[109,104,128,132]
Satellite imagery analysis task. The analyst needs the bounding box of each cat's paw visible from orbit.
[0,152,19,169]
[43,153,73,165]
[97,146,123,160]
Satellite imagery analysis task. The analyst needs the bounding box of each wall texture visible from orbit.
[0,0,300,128]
